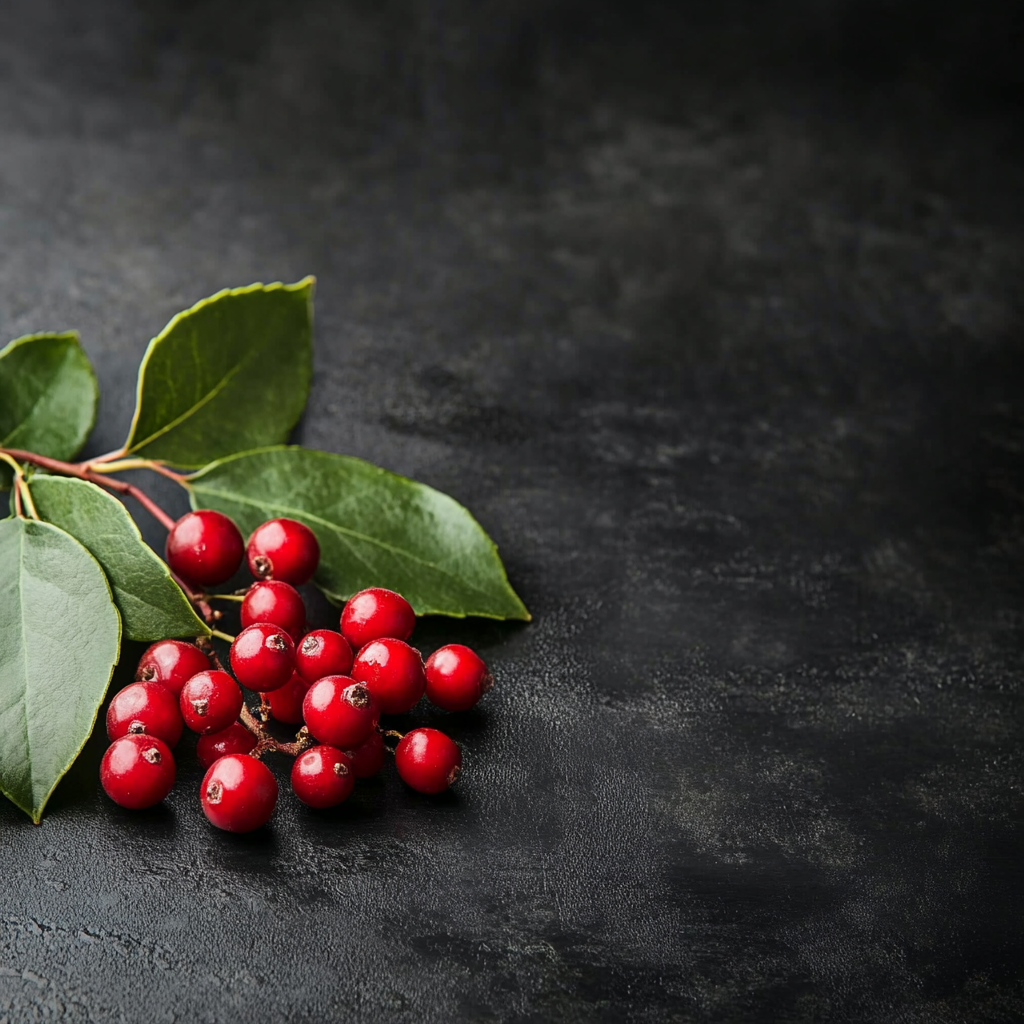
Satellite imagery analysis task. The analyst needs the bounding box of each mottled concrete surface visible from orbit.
[1,2,1023,1021]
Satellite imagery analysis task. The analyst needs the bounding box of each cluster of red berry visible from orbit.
[98,510,491,832]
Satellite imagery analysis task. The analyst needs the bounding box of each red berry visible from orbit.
[106,682,183,748]
[200,754,278,832]
[290,746,355,808]
[246,518,320,585]
[350,638,425,715]
[165,510,244,587]
[302,676,379,748]
[196,723,258,770]
[344,728,385,779]
[340,588,415,650]
[230,623,295,692]
[295,629,353,684]
[394,728,461,794]
[240,580,306,641]
[135,639,211,697]
[179,670,243,734]
[424,644,493,712]
[267,672,310,725]
[100,735,176,809]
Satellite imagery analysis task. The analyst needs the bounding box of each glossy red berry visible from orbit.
[340,588,415,651]
[267,672,310,725]
[240,580,306,640]
[350,638,425,715]
[290,746,355,808]
[246,518,320,585]
[394,728,462,794]
[344,728,385,779]
[200,754,278,833]
[179,670,243,734]
[302,676,379,748]
[424,644,493,712]
[100,735,176,809]
[135,639,210,697]
[196,723,258,770]
[295,629,353,684]
[165,510,244,587]
[230,623,295,692]
[106,682,183,748]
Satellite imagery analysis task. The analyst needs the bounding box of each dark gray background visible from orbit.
[1,1,1023,1021]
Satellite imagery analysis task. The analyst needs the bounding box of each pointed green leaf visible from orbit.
[122,279,314,468]
[28,475,209,641]
[0,332,98,488]
[188,446,530,620]
[0,518,121,822]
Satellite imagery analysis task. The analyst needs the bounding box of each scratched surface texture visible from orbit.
[1,1,1023,1021]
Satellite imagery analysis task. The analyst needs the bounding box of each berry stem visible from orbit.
[381,728,404,754]
[239,702,265,736]
[267,728,314,758]
[211,629,237,644]
[195,635,226,671]
[172,573,216,625]
[206,593,245,602]
[239,702,313,758]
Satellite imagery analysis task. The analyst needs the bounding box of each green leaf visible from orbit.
[0,518,121,822]
[28,475,209,641]
[0,332,98,489]
[122,279,314,468]
[188,446,530,621]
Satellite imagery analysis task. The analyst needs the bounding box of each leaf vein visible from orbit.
[193,487,500,601]
[128,354,251,454]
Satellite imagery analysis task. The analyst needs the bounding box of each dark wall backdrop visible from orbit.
[1,2,1023,1022]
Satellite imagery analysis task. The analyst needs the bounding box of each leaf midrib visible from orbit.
[128,349,252,454]
[17,523,35,806]
[0,345,71,448]
[192,485,500,602]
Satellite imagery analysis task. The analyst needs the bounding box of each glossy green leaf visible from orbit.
[28,475,209,641]
[188,446,530,620]
[123,279,315,468]
[0,332,98,488]
[0,517,121,822]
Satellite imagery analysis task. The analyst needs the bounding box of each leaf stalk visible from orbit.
[86,457,188,485]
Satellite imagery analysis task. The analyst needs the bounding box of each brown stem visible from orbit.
[265,727,313,758]
[239,702,265,735]
[85,447,128,465]
[140,461,188,485]
[2,448,95,480]
[87,473,178,531]
[195,636,226,672]
[172,573,215,625]
[381,728,404,754]
[239,703,313,758]
[0,447,179,531]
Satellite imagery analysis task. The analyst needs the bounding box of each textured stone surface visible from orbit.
[1,2,1023,1021]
